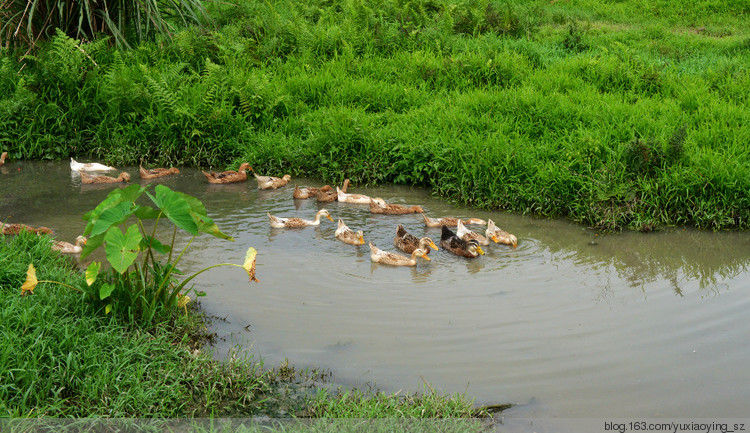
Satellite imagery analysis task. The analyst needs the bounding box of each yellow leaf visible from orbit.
[177,294,191,308]
[85,262,101,286]
[243,247,259,283]
[105,304,112,314]
[21,264,38,296]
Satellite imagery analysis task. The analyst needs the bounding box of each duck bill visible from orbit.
[422,255,431,261]
[477,245,485,255]
[358,235,365,244]
[326,215,334,222]
[491,234,499,243]
[429,241,438,250]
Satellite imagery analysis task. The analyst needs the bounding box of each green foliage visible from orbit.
[80,184,254,322]
[2,0,750,231]
[0,233,301,417]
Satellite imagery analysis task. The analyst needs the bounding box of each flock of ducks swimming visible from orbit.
[2,157,518,267]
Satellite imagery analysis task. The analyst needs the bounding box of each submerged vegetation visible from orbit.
[1,0,750,232]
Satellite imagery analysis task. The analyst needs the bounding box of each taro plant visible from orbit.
[73,183,257,321]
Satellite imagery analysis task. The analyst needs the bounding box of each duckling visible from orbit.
[369,242,431,267]
[456,220,490,246]
[70,157,116,172]
[423,214,487,228]
[440,225,484,258]
[254,172,292,189]
[293,185,324,199]
[267,209,334,228]
[0,223,53,235]
[52,235,87,254]
[140,165,180,179]
[317,179,350,203]
[202,163,252,184]
[80,171,131,184]
[337,187,375,204]
[393,224,438,255]
[369,198,424,215]
[0,152,7,165]
[487,219,518,247]
[335,219,365,245]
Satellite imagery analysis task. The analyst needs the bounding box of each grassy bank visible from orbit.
[2,0,750,231]
[0,232,486,418]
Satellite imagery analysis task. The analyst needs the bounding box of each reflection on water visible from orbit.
[2,161,750,420]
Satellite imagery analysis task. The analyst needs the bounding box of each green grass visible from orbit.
[0,233,494,418]
[2,0,750,231]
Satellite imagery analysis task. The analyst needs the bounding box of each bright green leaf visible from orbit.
[149,185,198,235]
[89,201,135,237]
[99,283,115,300]
[104,224,143,274]
[85,262,101,286]
[80,233,105,259]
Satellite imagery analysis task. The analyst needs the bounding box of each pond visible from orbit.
[2,161,749,424]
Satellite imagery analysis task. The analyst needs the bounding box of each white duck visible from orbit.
[337,186,375,204]
[70,157,116,172]
[267,209,334,228]
[52,235,87,254]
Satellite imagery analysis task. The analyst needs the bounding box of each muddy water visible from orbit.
[2,161,750,420]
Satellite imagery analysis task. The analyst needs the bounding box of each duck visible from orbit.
[487,219,518,247]
[254,172,292,189]
[369,198,424,215]
[423,214,487,228]
[369,242,431,267]
[440,225,485,258]
[456,220,490,246]
[335,219,365,245]
[80,171,130,184]
[268,209,334,228]
[0,152,7,165]
[52,235,87,254]
[202,163,252,184]
[0,223,54,235]
[337,186,375,204]
[139,165,180,179]
[70,157,116,172]
[294,185,326,199]
[393,224,438,255]
[317,179,350,203]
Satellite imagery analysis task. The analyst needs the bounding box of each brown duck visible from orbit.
[202,163,252,184]
[1,222,54,235]
[440,225,485,258]
[369,198,424,215]
[317,179,350,203]
[293,185,326,199]
[393,224,438,255]
[140,165,180,179]
[80,171,131,184]
[0,152,7,165]
[423,214,486,228]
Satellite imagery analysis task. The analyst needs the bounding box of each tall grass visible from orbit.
[1,0,749,230]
